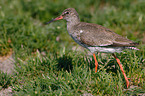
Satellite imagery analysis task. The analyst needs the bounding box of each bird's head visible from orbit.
[46,8,79,24]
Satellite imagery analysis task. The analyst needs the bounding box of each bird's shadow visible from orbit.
[56,54,125,74]
[56,55,73,72]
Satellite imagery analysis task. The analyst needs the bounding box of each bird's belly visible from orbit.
[87,46,124,53]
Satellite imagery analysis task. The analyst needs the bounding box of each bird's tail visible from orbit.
[125,47,139,50]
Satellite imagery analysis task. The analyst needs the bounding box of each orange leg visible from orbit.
[112,53,129,88]
[93,53,98,73]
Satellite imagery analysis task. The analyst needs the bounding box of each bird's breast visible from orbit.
[67,28,88,48]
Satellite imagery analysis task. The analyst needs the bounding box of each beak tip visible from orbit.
[45,15,63,25]
[44,20,54,25]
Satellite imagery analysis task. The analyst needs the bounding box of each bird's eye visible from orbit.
[62,11,70,16]
[65,11,69,14]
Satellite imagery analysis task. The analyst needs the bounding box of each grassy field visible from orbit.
[0,0,145,95]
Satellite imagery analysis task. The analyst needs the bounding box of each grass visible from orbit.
[0,0,145,95]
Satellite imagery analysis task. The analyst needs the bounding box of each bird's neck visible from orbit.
[67,19,80,26]
[67,18,80,31]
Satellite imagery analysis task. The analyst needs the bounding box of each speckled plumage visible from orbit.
[60,8,139,53]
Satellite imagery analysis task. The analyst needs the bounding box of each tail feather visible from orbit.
[125,47,139,50]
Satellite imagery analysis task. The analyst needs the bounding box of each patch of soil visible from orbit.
[0,87,13,96]
[0,50,15,74]
[0,50,15,96]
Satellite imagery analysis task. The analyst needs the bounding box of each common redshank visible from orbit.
[46,8,139,88]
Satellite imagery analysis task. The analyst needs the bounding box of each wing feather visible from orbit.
[74,22,138,47]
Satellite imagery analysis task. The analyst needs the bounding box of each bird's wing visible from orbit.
[76,23,137,47]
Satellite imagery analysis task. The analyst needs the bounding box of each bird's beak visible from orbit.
[45,15,63,24]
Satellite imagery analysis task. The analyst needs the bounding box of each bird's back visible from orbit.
[72,22,138,47]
